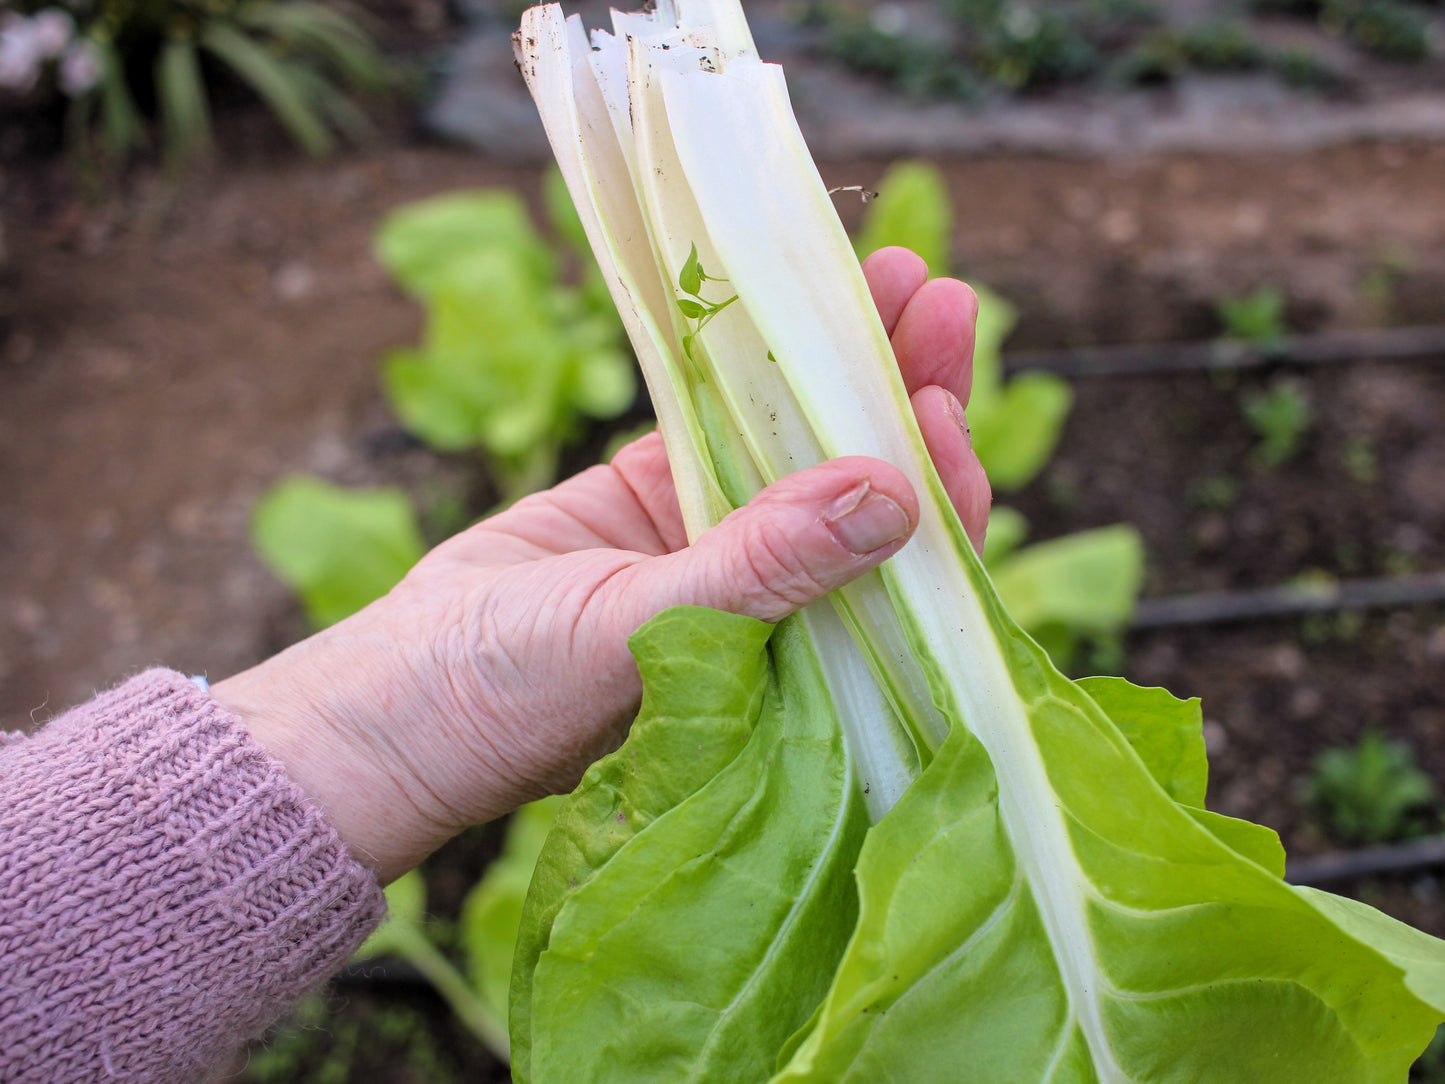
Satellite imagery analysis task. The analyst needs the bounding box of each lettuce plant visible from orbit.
[508,2,1445,1080]
[376,186,636,505]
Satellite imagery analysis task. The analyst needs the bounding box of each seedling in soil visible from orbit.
[1304,731,1438,845]
[1187,472,1240,510]
[1342,435,1380,484]
[1243,378,1313,467]
[1215,285,1287,348]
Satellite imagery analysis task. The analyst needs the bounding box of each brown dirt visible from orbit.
[3,134,1445,1079]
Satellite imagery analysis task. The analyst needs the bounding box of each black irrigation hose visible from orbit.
[1130,571,1445,630]
[1287,836,1445,887]
[1005,325,1445,379]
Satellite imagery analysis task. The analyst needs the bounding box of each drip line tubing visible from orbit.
[1005,325,1445,379]
[1131,571,1445,629]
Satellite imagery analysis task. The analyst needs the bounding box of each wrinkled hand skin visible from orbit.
[214,248,993,885]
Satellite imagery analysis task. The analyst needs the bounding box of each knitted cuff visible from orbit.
[0,669,389,1084]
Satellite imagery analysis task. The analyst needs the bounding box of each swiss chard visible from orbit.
[510,2,1445,1080]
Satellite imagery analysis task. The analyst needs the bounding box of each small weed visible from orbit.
[1303,732,1437,845]
[1360,242,1415,322]
[1242,379,1313,468]
[1216,286,1288,348]
[1342,435,1379,484]
[1187,473,1240,511]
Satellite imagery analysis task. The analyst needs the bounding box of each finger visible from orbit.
[608,430,689,552]
[861,246,929,336]
[441,446,674,565]
[601,457,919,627]
[911,385,991,554]
[891,277,978,407]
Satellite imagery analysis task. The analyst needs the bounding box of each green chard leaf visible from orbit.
[512,608,868,1084]
[773,643,1445,1083]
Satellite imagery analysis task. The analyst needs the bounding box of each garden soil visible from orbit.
[3,135,1445,1080]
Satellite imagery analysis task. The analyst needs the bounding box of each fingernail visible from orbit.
[945,391,971,446]
[824,483,911,555]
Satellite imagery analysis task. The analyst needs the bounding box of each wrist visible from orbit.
[212,637,448,885]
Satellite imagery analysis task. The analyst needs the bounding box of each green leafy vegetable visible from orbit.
[513,3,1445,1080]
[375,186,635,503]
[250,475,425,627]
[513,608,866,1083]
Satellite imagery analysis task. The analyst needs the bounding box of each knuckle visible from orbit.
[734,516,829,619]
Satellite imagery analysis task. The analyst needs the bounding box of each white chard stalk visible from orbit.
[510,4,1445,1083]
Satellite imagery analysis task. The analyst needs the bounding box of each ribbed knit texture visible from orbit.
[0,670,388,1083]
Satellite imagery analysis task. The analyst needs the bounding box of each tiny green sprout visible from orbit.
[675,245,740,359]
[767,350,777,363]
[680,243,704,295]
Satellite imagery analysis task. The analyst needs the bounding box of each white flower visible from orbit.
[0,13,44,93]
[31,8,74,59]
[58,37,100,95]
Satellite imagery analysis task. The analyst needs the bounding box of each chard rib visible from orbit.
[658,52,1130,1082]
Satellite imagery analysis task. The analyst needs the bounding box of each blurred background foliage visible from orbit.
[0,0,389,173]
[806,0,1435,99]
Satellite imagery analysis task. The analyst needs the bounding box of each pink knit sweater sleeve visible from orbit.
[0,669,389,1084]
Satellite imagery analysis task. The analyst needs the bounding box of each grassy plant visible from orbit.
[1304,732,1437,845]
[25,0,390,169]
[1242,378,1313,468]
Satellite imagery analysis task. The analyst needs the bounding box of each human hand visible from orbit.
[213,248,992,884]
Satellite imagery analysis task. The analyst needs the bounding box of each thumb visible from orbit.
[611,457,920,627]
